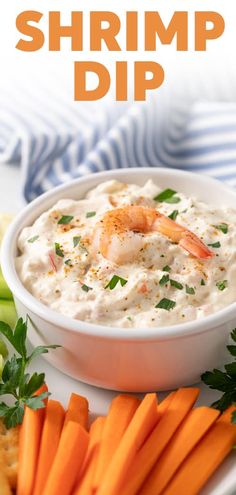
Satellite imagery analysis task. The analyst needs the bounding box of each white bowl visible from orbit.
[1,168,236,391]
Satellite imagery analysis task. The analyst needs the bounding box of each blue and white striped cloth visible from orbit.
[0,75,236,202]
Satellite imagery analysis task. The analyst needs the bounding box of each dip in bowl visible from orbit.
[1,168,236,391]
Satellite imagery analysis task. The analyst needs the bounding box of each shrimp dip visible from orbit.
[16,180,236,328]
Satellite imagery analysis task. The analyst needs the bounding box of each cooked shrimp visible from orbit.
[93,205,214,265]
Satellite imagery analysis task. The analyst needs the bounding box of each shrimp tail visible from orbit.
[155,216,214,260]
[179,233,214,259]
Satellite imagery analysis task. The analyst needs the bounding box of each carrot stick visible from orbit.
[33,400,65,495]
[0,472,11,495]
[64,393,89,430]
[140,406,220,495]
[42,421,89,495]
[93,395,140,492]
[73,447,99,495]
[81,416,106,475]
[17,383,48,495]
[96,393,158,495]
[120,387,200,495]
[74,417,106,495]
[157,391,176,415]
[162,406,236,495]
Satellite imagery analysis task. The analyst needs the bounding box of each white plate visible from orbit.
[0,165,235,495]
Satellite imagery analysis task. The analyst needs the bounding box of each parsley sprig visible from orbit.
[0,318,59,428]
[201,328,236,424]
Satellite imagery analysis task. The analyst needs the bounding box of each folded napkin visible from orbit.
[1,75,236,202]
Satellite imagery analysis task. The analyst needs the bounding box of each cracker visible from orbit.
[0,419,19,491]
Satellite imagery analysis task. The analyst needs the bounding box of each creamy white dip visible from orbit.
[16,180,236,328]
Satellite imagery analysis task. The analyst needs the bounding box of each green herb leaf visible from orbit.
[201,328,236,423]
[213,223,228,234]
[86,211,96,218]
[168,210,179,221]
[58,215,74,225]
[186,285,195,295]
[24,391,49,410]
[159,274,169,286]
[154,189,180,203]
[27,235,39,243]
[22,373,45,398]
[208,241,221,248]
[201,279,206,286]
[155,298,176,311]
[170,279,183,290]
[211,393,235,412]
[225,362,236,378]
[55,243,64,258]
[232,329,236,343]
[216,280,227,291]
[227,345,236,357]
[73,236,81,248]
[162,265,171,273]
[13,319,27,359]
[81,284,93,292]
[1,405,24,429]
[28,345,60,364]
[105,275,128,290]
[0,322,15,350]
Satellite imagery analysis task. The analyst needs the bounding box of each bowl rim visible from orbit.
[2,167,236,341]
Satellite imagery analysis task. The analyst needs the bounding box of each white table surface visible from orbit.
[0,163,235,495]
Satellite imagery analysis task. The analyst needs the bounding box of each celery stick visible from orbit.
[0,267,13,300]
[0,300,17,328]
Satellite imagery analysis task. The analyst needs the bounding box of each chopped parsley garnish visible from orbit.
[55,243,64,258]
[154,189,180,203]
[127,316,132,321]
[213,223,228,234]
[65,259,72,266]
[216,280,227,291]
[81,283,93,292]
[73,236,81,247]
[208,241,221,248]
[186,285,195,295]
[165,196,181,204]
[159,274,170,286]
[163,265,171,272]
[105,275,128,290]
[168,210,179,221]
[58,215,74,225]
[27,235,39,243]
[155,298,176,311]
[86,211,96,218]
[170,279,183,290]
[201,279,206,286]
